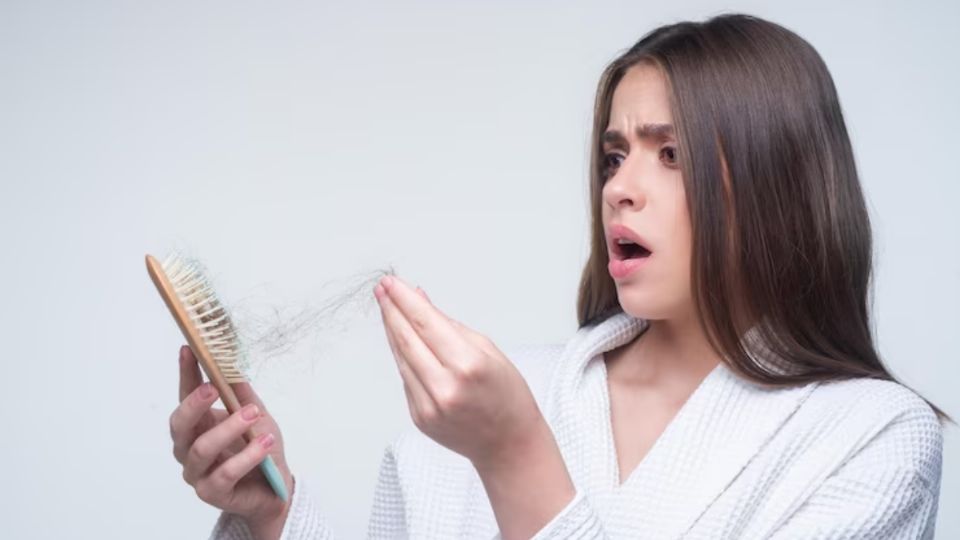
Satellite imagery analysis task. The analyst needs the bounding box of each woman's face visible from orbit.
[601,62,693,322]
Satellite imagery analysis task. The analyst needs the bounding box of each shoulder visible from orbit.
[730,377,945,538]
[800,376,944,492]
[809,375,941,436]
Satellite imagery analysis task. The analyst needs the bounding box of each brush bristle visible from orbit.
[161,252,249,383]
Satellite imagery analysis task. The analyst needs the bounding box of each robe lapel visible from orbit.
[544,312,821,538]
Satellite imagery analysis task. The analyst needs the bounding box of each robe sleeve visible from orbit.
[766,400,943,539]
[207,443,405,540]
[525,488,610,540]
[205,475,334,540]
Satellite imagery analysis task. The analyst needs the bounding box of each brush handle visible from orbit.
[238,419,289,503]
[146,254,289,502]
[219,387,291,503]
[220,389,290,503]
[240,413,288,502]
[259,455,289,502]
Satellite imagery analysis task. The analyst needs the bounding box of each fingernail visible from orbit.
[242,404,260,421]
[374,283,385,299]
[200,382,216,399]
[258,433,275,449]
[381,276,394,289]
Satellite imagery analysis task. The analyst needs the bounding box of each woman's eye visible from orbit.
[601,152,623,177]
[602,147,677,180]
[660,146,678,166]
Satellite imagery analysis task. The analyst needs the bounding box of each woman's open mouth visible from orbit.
[609,238,652,279]
[612,239,652,260]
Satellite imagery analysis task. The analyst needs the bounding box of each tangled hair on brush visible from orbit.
[232,265,398,364]
[164,243,398,378]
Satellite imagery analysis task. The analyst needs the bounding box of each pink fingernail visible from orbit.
[200,382,216,399]
[258,433,275,449]
[242,404,260,421]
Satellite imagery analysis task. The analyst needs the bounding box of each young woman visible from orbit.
[169,13,951,540]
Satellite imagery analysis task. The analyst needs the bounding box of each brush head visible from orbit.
[158,252,250,383]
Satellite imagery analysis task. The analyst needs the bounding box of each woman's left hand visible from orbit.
[373,274,546,468]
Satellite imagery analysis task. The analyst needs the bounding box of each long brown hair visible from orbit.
[576,13,954,426]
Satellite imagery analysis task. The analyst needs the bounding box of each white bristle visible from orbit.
[162,252,249,383]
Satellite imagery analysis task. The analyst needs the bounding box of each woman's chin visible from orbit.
[617,291,677,321]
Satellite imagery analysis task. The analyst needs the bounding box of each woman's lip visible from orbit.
[608,255,650,279]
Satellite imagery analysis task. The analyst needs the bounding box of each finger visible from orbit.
[382,276,472,368]
[398,376,419,420]
[170,383,221,463]
[377,286,437,415]
[194,409,246,459]
[197,432,276,505]
[378,282,453,395]
[389,327,436,423]
[415,286,430,302]
[183,403,263,485]
[414,285,492,354]
[179,345,204,402]
[201,409,247,458]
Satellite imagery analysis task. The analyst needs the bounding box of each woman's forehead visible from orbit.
[608,64,672,131]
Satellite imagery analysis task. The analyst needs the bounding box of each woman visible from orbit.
[169,13,950,539]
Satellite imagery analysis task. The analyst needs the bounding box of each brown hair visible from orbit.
[575,13,954,426]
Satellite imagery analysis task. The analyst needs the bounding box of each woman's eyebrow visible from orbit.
[602,123,675,144]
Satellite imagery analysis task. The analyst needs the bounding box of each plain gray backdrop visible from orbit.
[1,1,956,538]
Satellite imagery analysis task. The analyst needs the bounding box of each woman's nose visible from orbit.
[603,169,647,211]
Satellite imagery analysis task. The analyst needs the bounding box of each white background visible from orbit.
[1,1,956,538]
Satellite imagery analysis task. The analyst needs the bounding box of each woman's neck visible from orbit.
[605,312,721,403]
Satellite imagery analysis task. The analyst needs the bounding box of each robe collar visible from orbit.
[543,311,820,537]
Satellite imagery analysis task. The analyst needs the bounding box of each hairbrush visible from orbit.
[145,252,288,502]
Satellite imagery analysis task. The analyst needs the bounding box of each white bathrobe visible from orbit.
[210,311,944,539]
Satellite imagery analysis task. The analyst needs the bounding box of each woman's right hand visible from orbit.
[169,345,294,534]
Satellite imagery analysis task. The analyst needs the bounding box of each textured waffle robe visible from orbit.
[209,311,944,539]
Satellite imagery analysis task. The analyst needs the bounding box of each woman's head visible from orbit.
[580,13,855,341]
[599,61,697,326]
[575,13,953,423]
